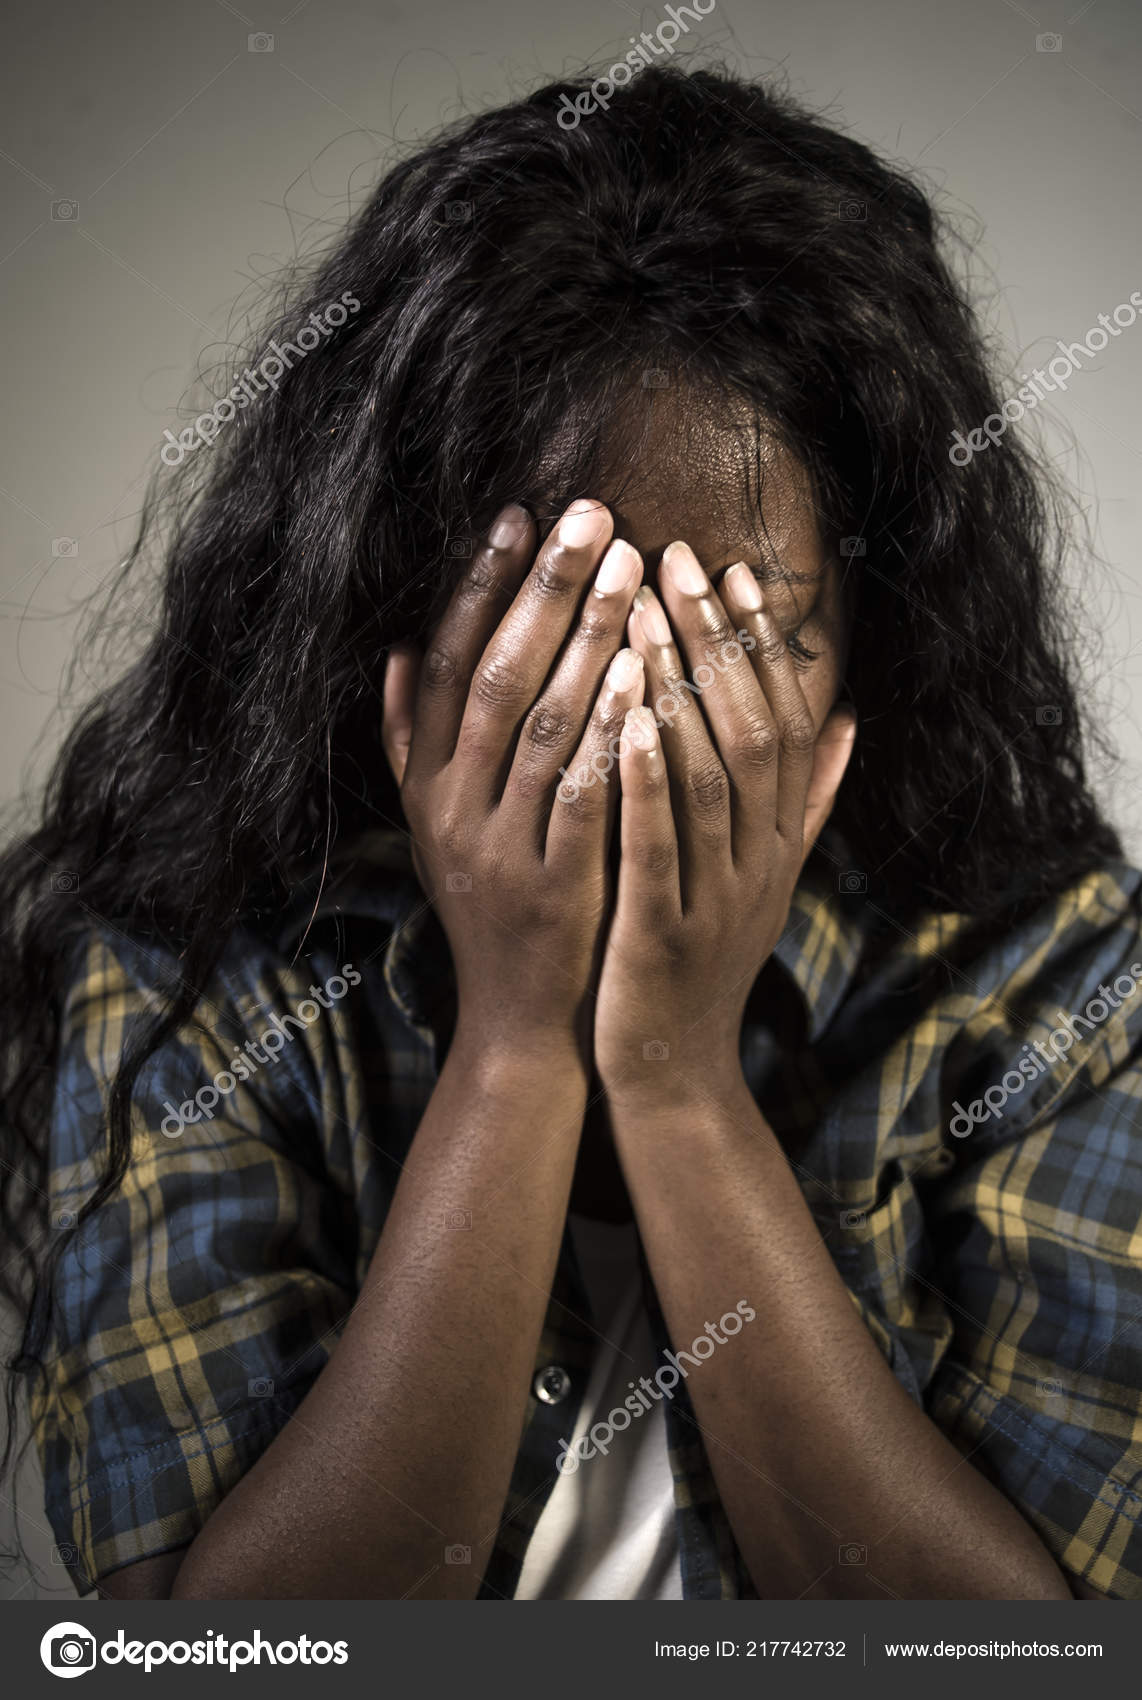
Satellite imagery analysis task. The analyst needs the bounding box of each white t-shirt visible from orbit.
[514,1213,683,1600]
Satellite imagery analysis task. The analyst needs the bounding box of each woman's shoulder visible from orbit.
[850,850,1142,1009]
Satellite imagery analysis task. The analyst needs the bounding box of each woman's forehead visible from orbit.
[527,380,831,584]
[599,413,828,584]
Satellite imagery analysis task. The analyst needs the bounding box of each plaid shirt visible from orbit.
[36,828,1142,1598]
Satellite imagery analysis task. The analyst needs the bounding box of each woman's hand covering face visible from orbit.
[382,500,854,1073]
[382,500,646,1048]
[592,540,856,1094]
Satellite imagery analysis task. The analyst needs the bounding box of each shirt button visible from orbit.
[534,1364,571,1405]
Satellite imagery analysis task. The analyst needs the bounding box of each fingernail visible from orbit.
[606,647,644,691]
[558,499,609,549]
[724,562,763,612]
[595,540,640,595]
[488,504,530,549]
[624,706,658,752]
[632,586,672,647]
[661,541,707,596]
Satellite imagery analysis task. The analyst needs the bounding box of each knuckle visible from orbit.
[555,778,598,824]
[632,836,675,879]
[659,673,696,707]
[511,769,547,802]
[530,546,579,601]
[422,645,460,693]
[780,712,817,756]
[658,677,698,719]
[699,608,736,648]
[433,806,467,858]
[685,759,730,817]
[730,717,779,771]
[633,748,667,789]
[457,553,504,602]
[597,696,632,740]
[574,607,618,651]
[655,927,690,972]
[471,654,527,713]
[523,700,575,751]
[756,626,787,668]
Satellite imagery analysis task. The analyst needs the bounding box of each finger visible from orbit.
[503,539,643,831]
[626,584,733,877]
[616,706,681,919]
[381,644,421,788]
[718,561,817,841]
[656,543,782,859]
[411,504,535,780]
[546,646,645,870]
[454,499,614,798]
[802,706,857,864]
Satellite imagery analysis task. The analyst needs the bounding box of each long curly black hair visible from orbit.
[0,64,1121,1521]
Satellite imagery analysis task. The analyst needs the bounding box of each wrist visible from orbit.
[450,1010,590,1090]
[601,1044,750,1118]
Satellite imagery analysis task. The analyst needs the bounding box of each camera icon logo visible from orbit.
[642,1040,669,1061]
[642,369,670,389]
[838,869,867,895]
[444,1208,472,1230]
[52,538,79,558]
[1036,705,1062,726]
[1036,33,1062,52]
[248,1376,274,1397]
[248,32,274,51]
[838,1542,868,1565]
[839,536,866,557]
[51,871,79,894]
[445,872,472,892]
[441,202,473,224]
[51,200,79,222]
[444,1544,471,1564]
[838,200,866,221]
[447,537,473,558]
[40,1622,96,1676]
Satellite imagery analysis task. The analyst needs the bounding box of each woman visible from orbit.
[2,64,1139,1601]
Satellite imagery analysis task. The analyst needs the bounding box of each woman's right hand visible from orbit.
[382,500,645,1054]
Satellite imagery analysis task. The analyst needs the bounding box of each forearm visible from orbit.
[608,1073,1073,1600]
[172,1021,587,1600]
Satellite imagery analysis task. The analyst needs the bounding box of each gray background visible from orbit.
[1,0,1139,1600]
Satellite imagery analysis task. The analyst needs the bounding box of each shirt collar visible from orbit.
[276,827,867,1044]
[274,829,448,1038]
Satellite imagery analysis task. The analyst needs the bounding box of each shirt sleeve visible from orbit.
[925,981,1142,1598]
[33,928,357,1595]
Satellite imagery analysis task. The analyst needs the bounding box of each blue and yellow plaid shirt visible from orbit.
[36,829,1142,1598]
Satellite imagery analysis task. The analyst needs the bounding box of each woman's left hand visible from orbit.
[591,540,856,1100]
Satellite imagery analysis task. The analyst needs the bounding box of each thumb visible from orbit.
[801,704,857,865]
[381,644,421,788]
